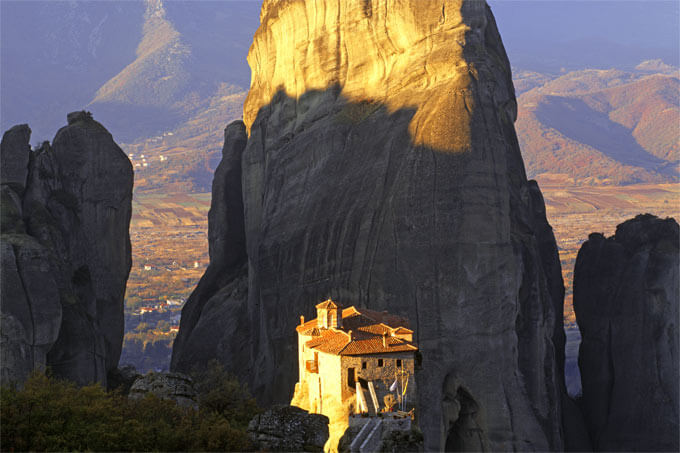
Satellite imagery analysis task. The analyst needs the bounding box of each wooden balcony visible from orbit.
[306,359,318,373]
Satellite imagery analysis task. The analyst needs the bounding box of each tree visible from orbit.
[0,371,258,452]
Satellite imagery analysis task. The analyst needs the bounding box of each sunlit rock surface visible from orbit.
[574,214,679,451]
[173,1,566,450]
[0,112,133,387]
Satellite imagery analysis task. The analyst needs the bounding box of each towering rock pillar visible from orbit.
[574,214,679,451]
[173,1,566,450]
[1,111,133,387]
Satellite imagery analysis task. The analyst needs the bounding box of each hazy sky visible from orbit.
[1,0,678,140]
[490,0,679,47]
[489,0,680,70]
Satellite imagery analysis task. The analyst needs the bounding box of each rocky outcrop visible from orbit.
[574,214,679,451]
[380,428,424,453]
[128,371,198,409]
[0,112,133,387]
[172,1,566,450]
[247,405,329,452]
[339,423,424,453]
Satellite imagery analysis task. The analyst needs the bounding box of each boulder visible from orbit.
[128,371,198,409]
[247,405,329,452]
[574,214,679,451]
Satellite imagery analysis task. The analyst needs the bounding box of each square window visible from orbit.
[362,361,367,369]
[397,359,402,367]
[378,359,383,367]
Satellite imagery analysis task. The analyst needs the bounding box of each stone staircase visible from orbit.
[350,418,384,453]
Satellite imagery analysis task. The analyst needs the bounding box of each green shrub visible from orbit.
[1,368,259,452]
[191,360,261,430]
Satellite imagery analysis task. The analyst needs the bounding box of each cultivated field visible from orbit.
[128,192,211,307]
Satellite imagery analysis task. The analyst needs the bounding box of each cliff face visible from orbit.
[574,214,679,451]
[172,1,566,450]
[171,121,250,372]
[0,112,133,387]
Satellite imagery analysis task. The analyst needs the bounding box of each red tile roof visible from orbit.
[297,304,417,356]
[391,327,413,334]
[316,299,340,309]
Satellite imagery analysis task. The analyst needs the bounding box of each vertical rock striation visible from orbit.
[574,214,679,451]
[173,1,566,450]
[0,111,133,387]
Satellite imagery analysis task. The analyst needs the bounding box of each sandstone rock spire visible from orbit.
[574,214,679,451]
[1,111,133,387]
[172,1,566,450]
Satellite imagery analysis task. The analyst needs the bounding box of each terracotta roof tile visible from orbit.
[299,304,417,356]
[341,336,418,355]
[299,326,322,336]
[305,330,350,355]
[392,327,413,334]
[296,318,319,333]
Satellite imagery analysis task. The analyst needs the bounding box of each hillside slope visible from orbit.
[88,0,259,142]
[517,69,679,185]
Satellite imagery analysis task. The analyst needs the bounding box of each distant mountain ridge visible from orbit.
[0,0,144,142]
[516,67,679,185]
[1,0,259,143]
[87,0,260,142]
[126,64,679,193]
[91,0,191,108]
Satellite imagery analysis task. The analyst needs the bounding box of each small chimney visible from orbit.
[382,332,388,348]
[348,330,353,341]
[300,315,305,325]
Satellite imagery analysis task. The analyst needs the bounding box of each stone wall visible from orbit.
[342,353,416,413]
